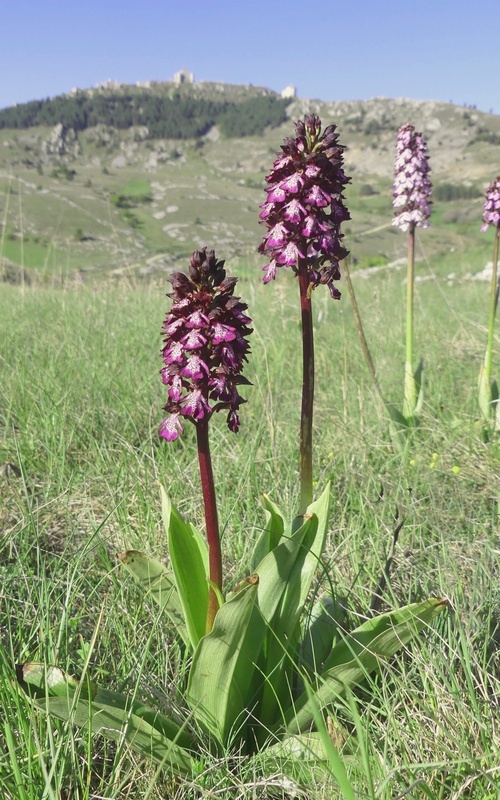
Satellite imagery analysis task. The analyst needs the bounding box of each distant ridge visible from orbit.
[0,81,499,281]
[0,81,292,139]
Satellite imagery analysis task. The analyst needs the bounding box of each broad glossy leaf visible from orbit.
[16,662,196,773]
[187,506,329,748]
[161,485,209,650]
[414,359,424,415]
[254,512,320,624]
[248,731,332,786]
[298,595,347,676]
[285,597,448,734]
[187,581,265,747]
[251,495,285,571]
[403,364,417,422]
[118,550,189,646]
[478,364,492,421]
[386,403,409,428]
[259,485,331,727]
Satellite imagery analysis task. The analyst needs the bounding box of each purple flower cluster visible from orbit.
[159,248,252,441]
[392,124,432,232]
[259,114,350,299]
[480,175,500,232]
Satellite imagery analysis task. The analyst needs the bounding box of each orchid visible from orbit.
[480,174,500,232]
[260,114,350,512]
[392,124,432,232]
[259,113,350,298]
[478,176,500,429]
[392,124,432,423]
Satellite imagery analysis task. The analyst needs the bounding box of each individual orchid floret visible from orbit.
[392,124,432,232]
[259,114,350,299]
[159,248,252,441]
[480,175,500,232]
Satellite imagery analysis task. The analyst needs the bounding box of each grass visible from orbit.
[0,259,498,798]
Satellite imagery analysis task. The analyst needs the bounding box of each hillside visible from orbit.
[0,81,499,283]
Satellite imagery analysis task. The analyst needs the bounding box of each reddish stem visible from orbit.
[298,260,314,514]
[196,418,222,633]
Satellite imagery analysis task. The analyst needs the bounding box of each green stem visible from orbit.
[483,223,500,386]
[298,260,314,514]
[196,418,222,634]
[403,222,416,421]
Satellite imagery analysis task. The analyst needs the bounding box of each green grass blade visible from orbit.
[118,550,189,645]
[285,597,448,734]
[16,662,196,773]
[304,682,356,800]
[161,485,209,649]
[3,718,31,800]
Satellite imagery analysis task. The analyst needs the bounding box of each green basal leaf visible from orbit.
[16,662,196,773]
[161,485,209,650]
[385,403,409,428]
[285,597,448,734]
[248,731,333,786]
[414,359,424,415]
[298,595,347,677]
[403,363,417,421]
[251,494,286,571]
[118,550,189,646]
[259,485,331,729]
[493,383,500,431]
[478,364,492,422]
[254,512,321,626]
[187,504,328,749]
[491,379,499,404]
[187,580,265,748]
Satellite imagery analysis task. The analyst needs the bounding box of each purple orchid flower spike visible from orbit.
[259,115,350,514]
[392,124,432,422]
[480,175,500,232]
[159,248,252,441]
[259,114,350,300]
[478,176,500,425]
[392,124,432,232]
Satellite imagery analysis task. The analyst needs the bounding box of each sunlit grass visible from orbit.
[0,266,498,798]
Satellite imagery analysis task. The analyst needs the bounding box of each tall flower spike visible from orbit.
[392,124,432,232]
[480,175,500,232]
[159,248,252,441]
[259,114,350,299]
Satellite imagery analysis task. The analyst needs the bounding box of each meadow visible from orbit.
[0,250,499,797]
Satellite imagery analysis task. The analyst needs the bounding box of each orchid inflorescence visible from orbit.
[480,175,500,232]
[259,114,350,299]
[159,247,252,441]
[392,124,432,232]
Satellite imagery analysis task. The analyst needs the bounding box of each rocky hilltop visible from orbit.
[0,82,499,282]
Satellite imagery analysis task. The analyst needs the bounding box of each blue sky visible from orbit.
[1,0,499,113]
